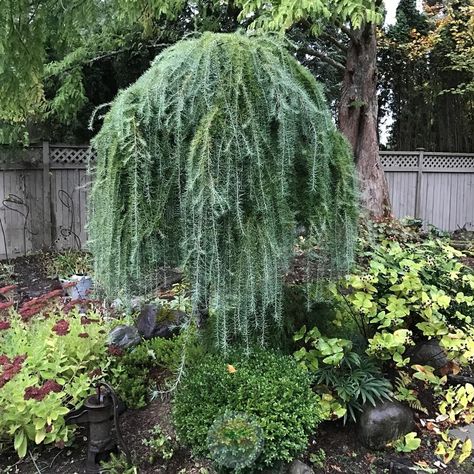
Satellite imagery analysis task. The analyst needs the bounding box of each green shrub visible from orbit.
[335,239,474,364]
[109,328,202,408]
[0,308,107,457]
[172,349,320,470]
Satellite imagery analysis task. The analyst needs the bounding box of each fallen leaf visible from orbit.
[227,364,236,373]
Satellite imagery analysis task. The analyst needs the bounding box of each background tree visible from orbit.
[378,0,474,152]
[232,0,391,216]
[0,0,392,216]
[0,1,240,143]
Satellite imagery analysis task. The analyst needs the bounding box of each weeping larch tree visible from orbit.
[89,33,358,349]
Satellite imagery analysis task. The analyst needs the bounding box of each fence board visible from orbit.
[0,144,473,259]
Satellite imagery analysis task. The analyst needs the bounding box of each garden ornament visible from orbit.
[65,382,130,473]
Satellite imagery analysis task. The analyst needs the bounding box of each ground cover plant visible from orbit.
[297,218,474,466]
[89,31,358,350]
[46,249,92,279]
[0,301,108,457]
[108,327,203,409]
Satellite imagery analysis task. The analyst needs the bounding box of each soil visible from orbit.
[309,420,474,474]
[2,404,474,474]
[0,397,212,474]
[0,252,61,302]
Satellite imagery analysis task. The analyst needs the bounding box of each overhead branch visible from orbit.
[340,24,358,44]
[301,46,345,72]
[45,41,171,78]
[321,32,348,53]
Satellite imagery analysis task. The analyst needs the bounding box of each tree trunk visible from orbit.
[339,23,391,217]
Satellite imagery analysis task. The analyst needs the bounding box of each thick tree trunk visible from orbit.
[339,23,391,217]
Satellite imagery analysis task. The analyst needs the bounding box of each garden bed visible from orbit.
[1,230,474,474]
[2,403,474,473]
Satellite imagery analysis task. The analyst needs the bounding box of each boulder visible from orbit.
[409,340,449,372]
[358,401,414,449]
[108,325,141,349]
[136,303,186,339]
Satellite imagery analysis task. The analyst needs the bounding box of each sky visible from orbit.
[384,0,401,25]
[384,0,424,25]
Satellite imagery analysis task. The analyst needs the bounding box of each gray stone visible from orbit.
[288,460,314,474]
[409,340,448,371]
[450,424,474,444]
[136,303,186,339]
[358,401,414,449]
[389,459,424,474]
[108,325,141,349]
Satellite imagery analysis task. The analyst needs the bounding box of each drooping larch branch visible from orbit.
[88,32,358,349]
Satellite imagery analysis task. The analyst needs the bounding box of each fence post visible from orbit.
[42,141,52,247]
[414,148,424,219]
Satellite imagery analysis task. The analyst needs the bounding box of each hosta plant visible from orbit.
[0,307,107,457]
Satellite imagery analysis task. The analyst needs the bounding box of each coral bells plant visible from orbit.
[0,307,108,458]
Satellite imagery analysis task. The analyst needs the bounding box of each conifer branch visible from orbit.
[89,33,358,347]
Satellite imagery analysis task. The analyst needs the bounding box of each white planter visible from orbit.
[61,275,93,300]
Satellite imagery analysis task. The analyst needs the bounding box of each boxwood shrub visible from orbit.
[172,349,321,470]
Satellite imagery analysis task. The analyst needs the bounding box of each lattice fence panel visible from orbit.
[380,153,419,168]
[50,147,95,165]
[423,154,474,170]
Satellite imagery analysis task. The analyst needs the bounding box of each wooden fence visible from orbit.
[382,150,474,231]
[0,143,92,259]
[0,144,473,259]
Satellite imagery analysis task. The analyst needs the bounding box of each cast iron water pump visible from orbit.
[65,382,130,473]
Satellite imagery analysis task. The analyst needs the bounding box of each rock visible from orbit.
[136,303,186,339]
[450,424,474,444]
[409,340,448,371]
[389,459,423,474]
[61,275,93,299]
[130,296,145,311]
[358,401,414,449]
[288,460,314,474]
[108,325,141,349]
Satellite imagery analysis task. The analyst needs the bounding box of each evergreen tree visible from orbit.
[379,0,474,152]
[88,33,358,349]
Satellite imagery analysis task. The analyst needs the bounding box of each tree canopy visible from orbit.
[0,0,381,143]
